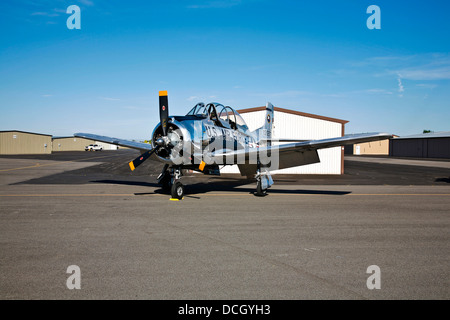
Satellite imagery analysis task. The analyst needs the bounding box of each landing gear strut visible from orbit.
[255,178,267,197]
[170,168,184,199]
[255,167,273,197]
[158,165,184,199]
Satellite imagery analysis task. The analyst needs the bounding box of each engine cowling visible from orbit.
[151,120,190,163]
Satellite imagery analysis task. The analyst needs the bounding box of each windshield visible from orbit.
[186,103,249,131]
[186,103,208,116]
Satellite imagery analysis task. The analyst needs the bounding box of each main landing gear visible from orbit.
[157,165,185,200]
[157,165,274,199]
[171,180,184,200]
[255,168,274,197]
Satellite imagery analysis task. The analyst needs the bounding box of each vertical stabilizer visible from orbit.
[253,102,274,146]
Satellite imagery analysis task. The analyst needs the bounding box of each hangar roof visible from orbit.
[0,130,52,137]
[237,106,349,124]
[395,131,450,140]
[53,136,82,139]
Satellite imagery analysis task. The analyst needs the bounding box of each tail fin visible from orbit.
[264,102,274,140]
[254,102,274,146]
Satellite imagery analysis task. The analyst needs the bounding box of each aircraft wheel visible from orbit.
[159,174,172,192]
[171,180,184,199]
[255,180,267,197]
[162,180,172,192]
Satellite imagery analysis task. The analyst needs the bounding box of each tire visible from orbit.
[171,180,184,199]
[158,174,172,192]
[158,171,171,191]
[255,180,267,197]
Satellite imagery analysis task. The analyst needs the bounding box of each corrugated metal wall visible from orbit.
[428,138,450,158]
[220,110,343,174]
[53,137,92,151]
[52,137,118,151]
[390,138,450,159]
[351,139,390,155]
[1,132,125,154]
[0,131,52,154]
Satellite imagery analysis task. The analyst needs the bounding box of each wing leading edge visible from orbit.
[74,133,153,154]
[75,132,393,172]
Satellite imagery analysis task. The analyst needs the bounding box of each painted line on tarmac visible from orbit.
[194,193,450,196]
[0,194,136,197]
[0,154,124,172]
[1,193,449,197]
[346,193,450,196]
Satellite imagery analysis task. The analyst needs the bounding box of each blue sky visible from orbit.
[1,0,449,139]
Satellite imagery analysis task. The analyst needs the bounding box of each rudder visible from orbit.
[255,102,274,146]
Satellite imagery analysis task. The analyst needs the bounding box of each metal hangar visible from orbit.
[220,107,348,175]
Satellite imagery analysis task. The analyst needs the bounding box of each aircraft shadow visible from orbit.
[91,179,160,188]
[435,177,450,183]
[92,179,351,196]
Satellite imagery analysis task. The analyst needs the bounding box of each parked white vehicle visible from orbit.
[85,144,103,151]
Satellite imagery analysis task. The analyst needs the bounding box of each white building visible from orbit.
[221,106,348,174]
[52,136,120,151]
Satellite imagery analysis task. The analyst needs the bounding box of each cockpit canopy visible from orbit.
[186,102,249,131]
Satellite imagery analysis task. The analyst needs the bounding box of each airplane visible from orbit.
[75,91,392,199]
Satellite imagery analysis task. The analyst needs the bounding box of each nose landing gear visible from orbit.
[157,165,184,200]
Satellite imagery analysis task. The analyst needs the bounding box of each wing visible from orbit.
[209,132,393,171]
[262,138,308,143]
[278,132,393,150]
[74,133,153,154]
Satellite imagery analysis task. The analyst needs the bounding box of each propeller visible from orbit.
[159,90,169,136]
[128,148,157,171]
[128,90,170,171]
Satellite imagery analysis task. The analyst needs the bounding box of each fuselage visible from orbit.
[150,103,259,166]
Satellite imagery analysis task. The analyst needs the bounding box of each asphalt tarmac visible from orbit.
[0,150,449,300]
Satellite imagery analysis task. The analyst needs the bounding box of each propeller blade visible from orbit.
[128,148,157,171]
[159,90,169,136]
